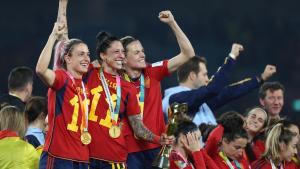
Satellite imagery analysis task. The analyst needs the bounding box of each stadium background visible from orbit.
[1,0,300,122]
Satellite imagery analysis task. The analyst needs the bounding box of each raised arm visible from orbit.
[36,23,65,87]
[56,0,69,41]
[158,10,195,73]
[53,0,69,70]
[169,44,244,115]
[207,65,277,111]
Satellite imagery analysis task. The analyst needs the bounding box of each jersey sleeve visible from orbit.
[191,150,206,169]
[148,60,170,81]
[205,125,224,157]
[201,149,219,169]
[51,70,67,90]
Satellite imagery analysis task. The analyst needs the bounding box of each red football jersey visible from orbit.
[205,125,251,169]
[44,70,89,162]
[252,157,298,169]
[124,60,170,153]
[169,149,218,169]
[85,68,140,162]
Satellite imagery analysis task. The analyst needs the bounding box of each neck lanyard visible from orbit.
[124,73,145,117]
[65,71,89,132]
[139,73,145,117]
[270,159,284,169]
[219,151,243,169]
[99,68,121,125]
[173,150,194,169]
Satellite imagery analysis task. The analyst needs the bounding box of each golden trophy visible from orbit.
[152,102,187,169]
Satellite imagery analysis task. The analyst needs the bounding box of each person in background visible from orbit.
[259,81,285,120]
[0,106,39,169]
[168,44,244,124]
[243,106,269,163]
[163,54,276,125]
[0,66,33,111]
[25,96,47,148]
[205,111,251,169]
[251,123,298,169]
[170,120,218,169]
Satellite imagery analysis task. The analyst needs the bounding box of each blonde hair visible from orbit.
[247,106,269,128]
[0,106,26,138]
[59,39,85,69]
[263,123,296,164]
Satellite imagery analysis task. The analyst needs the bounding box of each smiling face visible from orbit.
[260,89,284,118]
[280,136,298,162]
[65,43,90,75]
[101,40,125,71]
[245,108,268,135]
[124,40,146,69]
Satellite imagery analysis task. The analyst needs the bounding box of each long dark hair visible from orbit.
[174,120,198,144]
[95,31,119,63]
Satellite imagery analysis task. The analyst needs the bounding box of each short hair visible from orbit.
[8,66,33,92]
[25,96,47,123]
[120,36,138,54]
[0,106,26,138]
[259,81,285,99]
[177,56,207,83]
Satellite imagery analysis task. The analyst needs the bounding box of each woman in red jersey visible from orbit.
[36,22,91,169]
[272,120,300,169]
[86,32,172,169]
[251,123,298,169]
[244,107,269,163]
[170,120,218,169]
[120,10,195,169]
[205,111,251,169]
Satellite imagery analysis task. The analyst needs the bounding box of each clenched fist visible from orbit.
[261,65,276,81]
[229,43,244,60]
[158,10,175,24]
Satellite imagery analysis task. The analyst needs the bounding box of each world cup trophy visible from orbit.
[152,102,187,169]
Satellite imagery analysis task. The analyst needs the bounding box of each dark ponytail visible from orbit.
[95,31,119,61]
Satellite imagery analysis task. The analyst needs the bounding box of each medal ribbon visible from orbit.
[123,73,145,117]
[139,73,145,117]
[173,150,194,169]
[219,151,243,169]
[65,71,89,132]
[99,68,121,126]
[270,159,284,169]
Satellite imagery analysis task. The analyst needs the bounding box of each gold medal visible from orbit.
[109,125,121,138]
[81,131,92,145]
